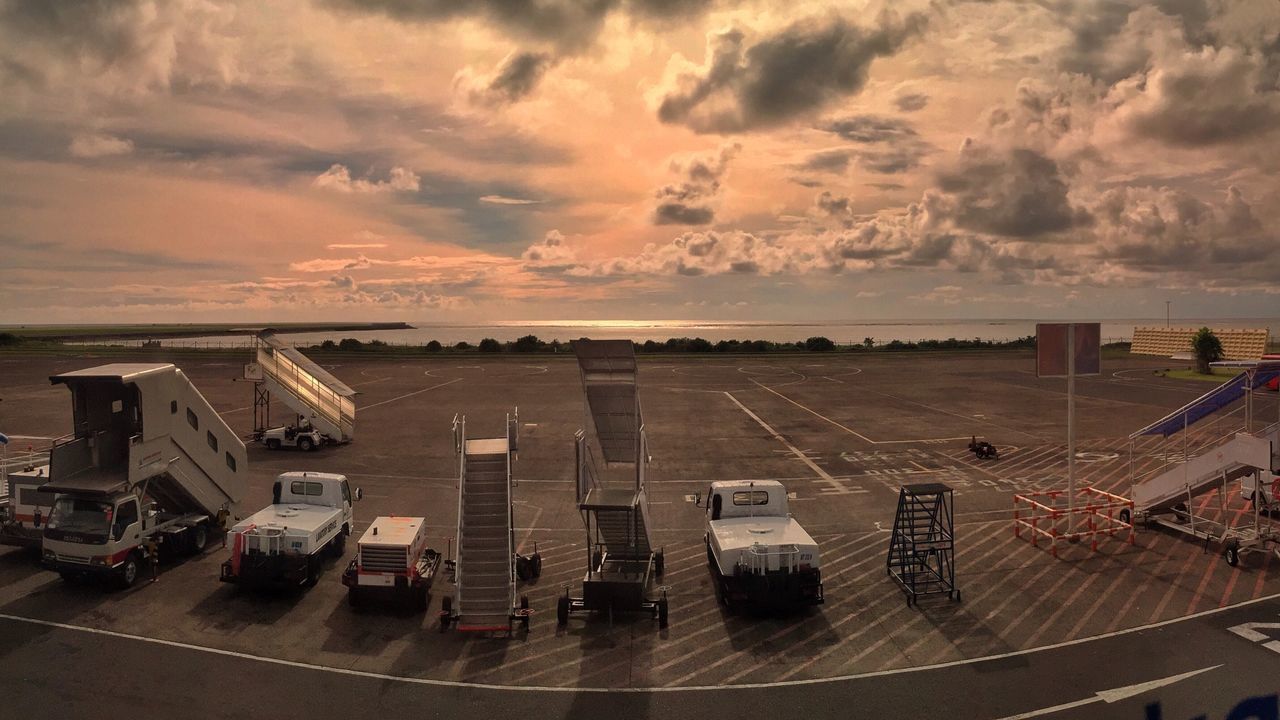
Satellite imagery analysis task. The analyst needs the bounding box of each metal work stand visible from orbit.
[887,483,959,607]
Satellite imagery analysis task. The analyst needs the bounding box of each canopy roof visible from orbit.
[1131,361,1280,438]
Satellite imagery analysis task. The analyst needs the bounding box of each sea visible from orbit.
[128,318,1280,349]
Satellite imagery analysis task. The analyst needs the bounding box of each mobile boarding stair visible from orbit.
[245,331,356,443]
[886,483,959,607]
[1128,361,1280,566]
[440,411,538,634]
[557,340,668,628]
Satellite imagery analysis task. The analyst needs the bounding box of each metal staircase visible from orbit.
[443,413,529,634]
[558,340,667,627]
[886,482,958,607]
[246,332,356,442]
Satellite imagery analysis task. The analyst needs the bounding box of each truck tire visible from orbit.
[531,552,542,579]
[330,532,346,558]
[556,595,569,626]
[304,557,319,587]
[266,439,281,450]
[657,597,669,629]
[118,553,141,590]
[298,437,314,452]
[189,523,209,555]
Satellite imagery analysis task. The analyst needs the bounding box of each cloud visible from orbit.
[894,91,929,112]
[457,51,558,107]
[812,114,935,174]
[521,229,578,268]
[932,144,1089,237]
[652,142,740,226]
[480,194,542,205]
[313,164,421,194]
[68,133,133,158]
[656,12,928,133]
[326,243,388,249]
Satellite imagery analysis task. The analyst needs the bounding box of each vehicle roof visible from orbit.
[710,516,818,550]
[277,471,347,483]
[710,479,785,491]
[360,516,425,546]
[234,503,341,532]
[50,363,175,385]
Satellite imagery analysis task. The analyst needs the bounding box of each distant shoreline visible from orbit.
[0,322,413,342]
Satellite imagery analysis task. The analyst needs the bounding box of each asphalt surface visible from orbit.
[1,348,1279,718]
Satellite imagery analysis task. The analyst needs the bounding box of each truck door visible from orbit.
[113,498,140,543]
[340,479,353,528]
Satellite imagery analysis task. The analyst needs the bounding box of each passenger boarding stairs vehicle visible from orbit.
[221,472,359,589]
[1,437,54,548]
[557,340,668,628]
[38,364,247,588]
[696,480,823,609]
[245,331,356,448]
[1128,360,1280,566]
[440,411,536,634]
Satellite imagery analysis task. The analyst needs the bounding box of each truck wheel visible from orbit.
[516,556,531,581]
[118,553,141,589]
[1225,539,1241,567]
[190,523,209,555]
[531,553,542,579]
[304,558,319,587]
[266,439,281,450]
[298,437,314,452]
[330,532,346,558]
[1118,508,1131,525]
[657,598,669,629]
[557,595,569,626]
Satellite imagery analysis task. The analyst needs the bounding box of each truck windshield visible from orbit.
[46,498,113,535]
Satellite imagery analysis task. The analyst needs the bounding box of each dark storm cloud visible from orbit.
[651,143,738,226]
[935,147,1089,237]
[657,13,928,133]
[812,115,935,174]
[894,92,929,112]
[321,0,716,51]
[466,51,557,106]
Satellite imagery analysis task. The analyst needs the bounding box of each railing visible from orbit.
[575,430,602,504]
[452,414,465,605]
[258,345,348,432]
[746,543,800,574]
[505,410,516,611]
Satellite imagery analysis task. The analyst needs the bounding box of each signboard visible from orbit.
[1037,323,1101,377]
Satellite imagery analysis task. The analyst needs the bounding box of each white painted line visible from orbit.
[749,379,971,445]
[724,391,853,494]
[361,378,463,411]
[990,665,1220,720]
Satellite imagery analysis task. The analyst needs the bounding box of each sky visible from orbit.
[1,0,1279,324]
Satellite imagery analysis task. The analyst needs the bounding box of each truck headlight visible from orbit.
[43,549,55,561]
[90,556,107,566]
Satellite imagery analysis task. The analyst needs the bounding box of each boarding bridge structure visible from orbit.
[245,332,356,443]
[43,364,247,520]
[442,412,530,634]
[558,339,667,627]
[1128,360,1280,565]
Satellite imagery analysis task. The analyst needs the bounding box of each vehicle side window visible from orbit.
[115,500,139,531]
[341,481,352,504]
[290,480,304,496]
[290,480,324,496]
[225,452,237,472]
[207,431,218,452]
[186,408,199,430]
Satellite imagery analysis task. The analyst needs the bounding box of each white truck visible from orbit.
[697,480,824,609]
[221,471,358,589]
[340,515,442,610]
[38,364,246,588]
[1,456,55,549]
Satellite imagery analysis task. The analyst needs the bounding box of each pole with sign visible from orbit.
[1037,323,1101,537]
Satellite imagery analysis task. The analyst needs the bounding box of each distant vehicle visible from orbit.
[1241,471,1280,510]
[697,480,823,609]
[1,462,54,549]
[261,421,324,452]
[341,515,442,609]
[221,471,359,589]
[968,436,999,460]
[38,364,246,588]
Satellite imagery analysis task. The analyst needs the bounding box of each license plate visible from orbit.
[358,574,394,587]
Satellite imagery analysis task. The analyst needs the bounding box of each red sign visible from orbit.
[1037,323,1101,377]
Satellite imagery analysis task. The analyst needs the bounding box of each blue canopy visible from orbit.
[1132,363,1280,438]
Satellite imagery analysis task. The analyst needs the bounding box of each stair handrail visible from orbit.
[575,430,602,504]
[452,414,465,610]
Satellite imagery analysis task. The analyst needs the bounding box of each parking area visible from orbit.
[1,348,1277,689]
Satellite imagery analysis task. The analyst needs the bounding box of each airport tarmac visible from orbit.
[1,348,1278,718]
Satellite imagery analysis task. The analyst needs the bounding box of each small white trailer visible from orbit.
[39,364,246,588]
[697,480,823,609]
[221,472,358,589]
[341,515,442,610]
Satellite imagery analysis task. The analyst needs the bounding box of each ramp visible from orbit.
[251,333,355,442]
[1133,431,1276,513]
[573,340,640,464]
[450,415,520,633]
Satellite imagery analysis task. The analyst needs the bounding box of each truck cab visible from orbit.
[698,480,823,609]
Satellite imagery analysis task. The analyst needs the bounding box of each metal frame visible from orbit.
[887,483,959,607]
[1013,486,1135,556]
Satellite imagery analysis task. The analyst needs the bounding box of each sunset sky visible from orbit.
[1,0,1278,323]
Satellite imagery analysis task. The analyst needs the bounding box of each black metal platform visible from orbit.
[887,483,959,606]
